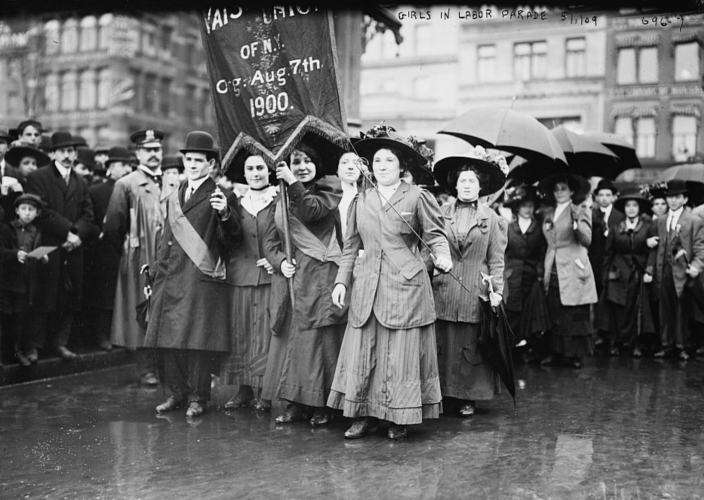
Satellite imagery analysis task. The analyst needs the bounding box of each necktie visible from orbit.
[185,186,194,202]
[65,172,71,185]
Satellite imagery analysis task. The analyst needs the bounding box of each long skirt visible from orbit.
[327,314,442,426]
[436,320,500,401]
[597,277,654,345]
[219,285,271,388]
[547,271,592,358]
[274,322,345,407]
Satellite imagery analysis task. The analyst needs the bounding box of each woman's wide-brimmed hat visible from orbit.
[5,145,50,168]
[503,181,539,208]
[180,131,218,159]
[434,145,508,197]
[354,123,430,171]
[537,172,591,203]
[613,187,651,214]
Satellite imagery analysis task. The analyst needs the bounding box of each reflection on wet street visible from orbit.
[2,358,704,499]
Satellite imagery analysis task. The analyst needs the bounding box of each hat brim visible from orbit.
[354,138,426,170]
[433,156,506,197]
[5,146,51,167]
[538,173,591,203]
[613,196,651,214]
[105,157,132,166]
[50,141,81,151]
[180,148,218,156]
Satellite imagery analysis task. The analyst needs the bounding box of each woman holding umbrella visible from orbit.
[329,124,452,439]
[431,146,508,417]
[538,173,597,368]
[596,188,655,357]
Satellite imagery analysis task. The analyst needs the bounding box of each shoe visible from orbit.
[344,418,379,439]
[275,403,310,424]
[253,399,271,413]
[696,347,704,355]
[568,357,583,369]
[15,350,31,367]
[540,355,555,366]
[156,396,185,413]
[26,348,38,363]
[186,402,205,418]
[140,372,159,386]
[309,408,331,427]
[388,424,407,440]
[653,348,671,359]
[99,340,113,351]
[224,388,254,410]
[610,347,619,357]
[57,346,77,360]
[459,401,476,417]
[632,348,643,358]
[679,350,690,362]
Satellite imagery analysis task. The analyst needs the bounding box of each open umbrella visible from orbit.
[584,131,642,170]
[439,108,568,168]
[656,163,704,206]
[507,155,565,184]
[551,125,621,178]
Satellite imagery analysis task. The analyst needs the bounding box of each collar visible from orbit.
[55,161,71,178]
[187,175,209,193]
[600,204,613,217]
[668,207,684,220]
[518,215,532,233]
[241,185,276,216]
[554,200,570,219]
[625,217,638,229]
[139,165,162,178]
[456,198,478,209]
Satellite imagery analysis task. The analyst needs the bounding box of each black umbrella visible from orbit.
[478,273,516,403]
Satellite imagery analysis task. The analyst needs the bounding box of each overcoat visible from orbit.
[103,169,173,349]
[144,177,239,352]
[504,216,545,313]
[265,176,348,333]
[542,203,597,306]
[646,210,704,299]
[432,201,506,323]
[26,163,94,312]
[589,206,625,293]
[336,181,451,329]
[0,220,42,296]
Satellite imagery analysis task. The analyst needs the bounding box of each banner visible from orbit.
[199,6,349,169]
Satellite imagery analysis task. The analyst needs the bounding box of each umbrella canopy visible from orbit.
[584,131,642,170]
[551,125,621,178]
[439,107,568,167]
[507,155,564,184]
[657,163,704,206]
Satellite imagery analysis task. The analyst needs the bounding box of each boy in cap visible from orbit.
[145,131,240,418]
[645,179,704,360]
[25,131,94,362]
[0,194,49,366]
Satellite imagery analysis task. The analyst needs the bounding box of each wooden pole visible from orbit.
[279,179,296,309]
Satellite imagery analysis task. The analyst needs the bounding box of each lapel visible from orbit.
[444,202,460,253]
[382,181,410,213]
[50,164,68,195]
[465,202,489,248]
[66,170,79,200]
[182,177,212,214]
[136,168,160,198]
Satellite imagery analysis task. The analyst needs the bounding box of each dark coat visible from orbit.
[84,179,120,310]
[504,217,545,313]
[144,177,240,352]
[0,220,42,297]
[25,163,94,312]
[589,206,625,294]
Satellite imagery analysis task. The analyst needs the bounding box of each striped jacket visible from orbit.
[432,201,507,323]
[336,181,451,329]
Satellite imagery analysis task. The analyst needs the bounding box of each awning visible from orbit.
[610,105,659,119]
[670,103,701,118]
[672,31,702,44]
[363,6,403,45]
[615,32,660,47]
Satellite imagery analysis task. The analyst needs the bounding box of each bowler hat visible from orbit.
[5,145,51,168]
[74,135,89,148]
[38,134,52,153]
[0,128,13,142]
[94,144,110,155]
[161,155,184,172]
[14,193,43,211]
[49,131,80,151]
[538,173,591,204]
[104,146,132,166]
[75,147,95,169]
[665,179,688,196]
[613,187,651,214]
[434,147,508,197]
[131,129,164,147]
[595,178,618,195]
[180,131,218,159]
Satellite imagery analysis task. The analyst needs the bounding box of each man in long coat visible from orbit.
[26,131,93,361]
[145,131,240,418]
[104,131,176,386]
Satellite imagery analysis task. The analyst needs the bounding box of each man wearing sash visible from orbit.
[145,131,240,418]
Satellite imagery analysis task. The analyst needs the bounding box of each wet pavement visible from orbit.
[2,357,704,499]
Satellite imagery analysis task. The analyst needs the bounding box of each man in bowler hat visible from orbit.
[590,178,625,298]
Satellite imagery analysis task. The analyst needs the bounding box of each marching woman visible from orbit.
[502,182,549,362]
[262,142,348,427]
[431,147,508,417]
[220,153,277,412]
[538,174,597,368]
[329,125,452,440]
[596,188,655,357]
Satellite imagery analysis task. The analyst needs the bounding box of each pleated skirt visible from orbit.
[219,285,271,388]
[435,320,500,401]
[327,314,442,426]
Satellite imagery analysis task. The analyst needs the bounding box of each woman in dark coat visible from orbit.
[503,183,548,360]
[262,143,348,427]
[220,153,277,412]
[597,188,656,357]
[431,147,507,417]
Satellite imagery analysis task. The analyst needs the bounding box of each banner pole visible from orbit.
[279,179,296,309]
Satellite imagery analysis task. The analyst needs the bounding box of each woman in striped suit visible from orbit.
[219,152,277,412]
[329,125,452,440]
[431,147,508,417]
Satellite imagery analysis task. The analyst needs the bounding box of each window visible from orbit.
[617,46,658,85]
[514,41,546,81]
[614,117,634,145]
[44,20,60,55]
[61,19,79,53]
[413,76,432,98]
[98,14,113,50]
[565,38,586,77]
[675,42,700,81]
[61,72,77,111]
[414,24,432,56]
[44,73,60,112]
[477,45,496,83]
[79,16,97,52]
[185,84,196,119]
[672,115,697,161]
[141,22,157,57]
[159,25,173,57]
[635,118,656,158]
[160,78,171,116]
[144,74,157,113]
[97,68,111,108]
[79,69,96,110]
[7,90,21,115]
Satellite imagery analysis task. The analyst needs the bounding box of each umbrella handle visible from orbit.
[480,272,495,295]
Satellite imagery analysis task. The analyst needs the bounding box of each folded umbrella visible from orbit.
[584,131,642,171]
[550,125,621,178]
